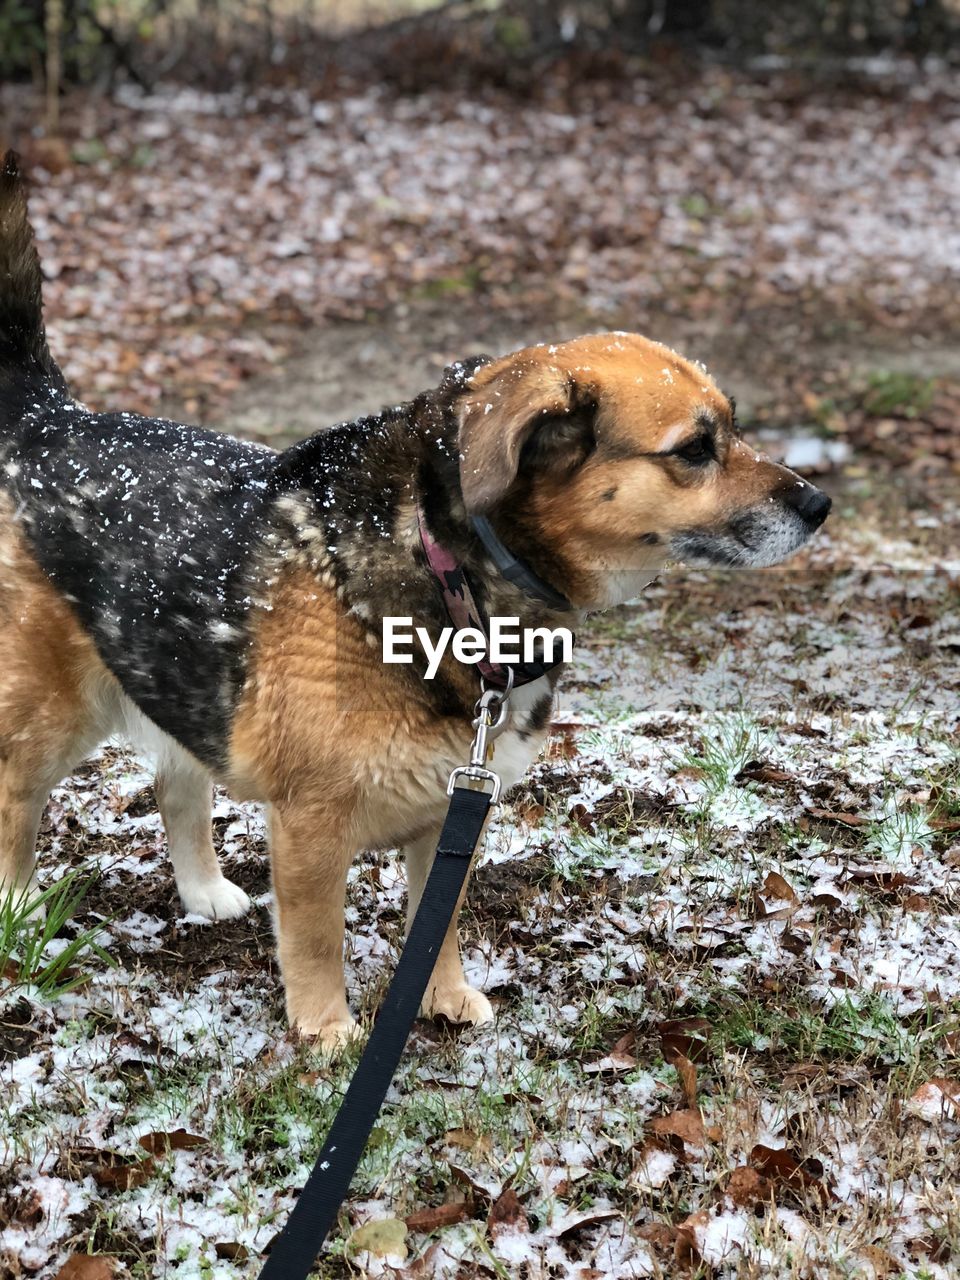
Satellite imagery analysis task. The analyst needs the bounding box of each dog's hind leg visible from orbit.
[0,548,112,901]
[152,742,251,921]
[403,829,494,1028]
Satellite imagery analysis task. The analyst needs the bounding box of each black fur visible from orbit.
[0,153,568,769]
[0,153,66,413]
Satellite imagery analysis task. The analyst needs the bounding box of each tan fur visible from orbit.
[1,332,824,1052]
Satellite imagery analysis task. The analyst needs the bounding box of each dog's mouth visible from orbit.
[670,490,831,569]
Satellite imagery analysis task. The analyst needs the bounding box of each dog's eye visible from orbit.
[674,435,714,465]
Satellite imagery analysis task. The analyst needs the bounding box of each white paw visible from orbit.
[299,1016,362,1059]
[178,876,251,921]
[423,984,494,1027]
[1,876,45,919]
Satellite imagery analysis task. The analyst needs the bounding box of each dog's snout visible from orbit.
[779,481,832,529]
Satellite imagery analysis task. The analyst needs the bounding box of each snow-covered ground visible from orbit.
[2,497,958,1278]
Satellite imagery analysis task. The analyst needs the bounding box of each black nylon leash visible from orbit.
[258,783,493,1279]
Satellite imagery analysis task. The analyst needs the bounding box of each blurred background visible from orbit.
[0,0,957,545]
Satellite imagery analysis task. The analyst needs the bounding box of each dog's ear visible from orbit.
[457,359,597,515]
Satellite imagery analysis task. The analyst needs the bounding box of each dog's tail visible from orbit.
[0,150,63,406]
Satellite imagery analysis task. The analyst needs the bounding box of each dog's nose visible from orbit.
[780,481,832,529]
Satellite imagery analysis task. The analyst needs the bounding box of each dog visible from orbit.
[0,152,830,1051]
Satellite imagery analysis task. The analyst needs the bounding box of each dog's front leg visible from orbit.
[269,800,360,1052]
[403,829,493,1027]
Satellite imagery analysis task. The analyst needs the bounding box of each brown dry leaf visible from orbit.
[812,892,843,910]
[859,1245,901,1277]
[650,1108,706,1149]
[902,893,932,911]
[585,1028,637,1074]
[568,804,596,835]
[673,1052,698,1109]
[725,1165,773,1207]
[54,1260,120,1280]
[584,1048,637,1075]
[86,1154,155,1191]
[513,797,545,825]
[844,869,917,895]
[749,1143,834,1203]
[737,762,795,785]
[443,1128,492,1154]
[762,871,799,903]
[673,765,709,783]
[783,1061,829,1088]
[674,1210,709,1269]
[637,1222,676,1249]
[545,731,578,761]
[909,1233,952,1263]
[137,1129,208,1156]
[807,807,869,826]
[405,1201,471,1233]
[659,1016,712,1063]
[488,1188,528,1239]
[554,1207,620,1239]
[214,1243,249,1262]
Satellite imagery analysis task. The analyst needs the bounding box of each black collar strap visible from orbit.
[471,515,573,613]
[417,504,570,689]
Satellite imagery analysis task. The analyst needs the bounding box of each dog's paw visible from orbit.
[423,984,494,1027]
[300,1017,362,1059]
[179,876,251,921]
[0,876,44,917]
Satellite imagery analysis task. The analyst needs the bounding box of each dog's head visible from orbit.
[456,333,830,607]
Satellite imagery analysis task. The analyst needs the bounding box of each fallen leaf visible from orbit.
[137,1129,208,1155]
[859,1244,901,1277]
[214,1243,249,1261]
[637,1221,676,1249]
[404,1201,470,1232]
[443,1128,492,1154]
[659,1017,712,1062]
[812,892,843,910]
[553,1207,620,1238]
[807,807,869,826]
[749,1143,834,1203]
[673,1052,698,1109]
[513,797,545,825]
[725,1165,773,1206]
[488,1188,528,1238]
[762,871,798,903]
[674,1209,709,1268]
[54,1260,119,1280]
[843,869,917,895]
[909,1233,952,1262]
[70,1150,156,1191]
[737,762,795,785]
[545,731,578,760]
[650,1108,706,1149]
[348,1217,408,1260]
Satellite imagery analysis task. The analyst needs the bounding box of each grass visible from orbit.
[0,871,114,998]
[861,370,936,419]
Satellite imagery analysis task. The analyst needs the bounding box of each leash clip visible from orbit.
[447,675,513,804]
